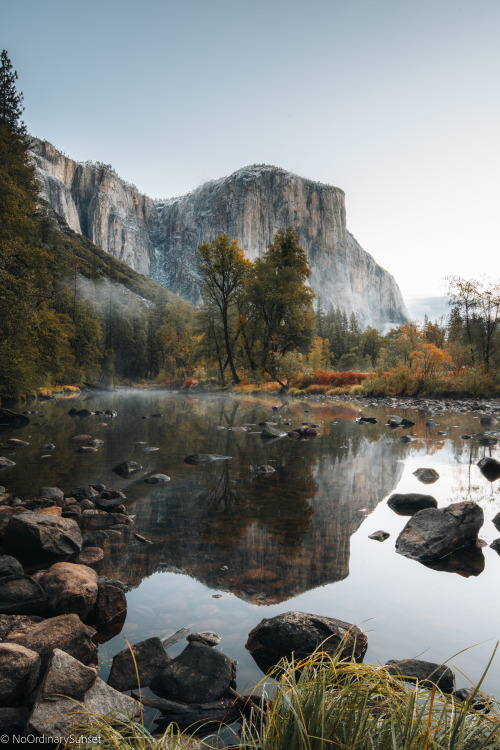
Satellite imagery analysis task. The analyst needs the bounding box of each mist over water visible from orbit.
[3,391,500,698]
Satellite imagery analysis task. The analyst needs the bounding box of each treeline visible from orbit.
[0,118,195,397]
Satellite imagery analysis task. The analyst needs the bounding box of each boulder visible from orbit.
[386,658,454,692]
[65,485,98,501]
[95,495,128,511]
[0,457,16,470]
[113,460,142,476]
[5,613,97,670]
[478,457,500,482]
[396,502,484,562]
[37,562,98,619]
[100,489,126,501]
[387,493,438,516]
[151,641,236,703]
[0,643,41,704]
[26,649,141,739]
[85,580,127,629]
[0,554,23,578]
[5,511,82,556]
[246,611,368,674]
[0,574,49,615]
[82,529,122,547]
[413,468,440,484]
[108,637,171,692]
[0,614,44,640]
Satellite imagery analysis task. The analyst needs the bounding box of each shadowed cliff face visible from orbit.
[31,140,409,329]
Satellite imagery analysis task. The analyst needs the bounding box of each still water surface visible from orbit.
[2,391,500,698]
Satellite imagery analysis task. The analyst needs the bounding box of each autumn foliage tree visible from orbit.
[197,234,250,384]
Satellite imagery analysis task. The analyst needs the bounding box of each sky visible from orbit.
[3,0,500,305]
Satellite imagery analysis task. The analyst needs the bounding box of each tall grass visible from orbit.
[236,649,500,750]
[60,646,500,750]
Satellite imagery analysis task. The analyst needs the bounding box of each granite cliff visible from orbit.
[31,139,409,329]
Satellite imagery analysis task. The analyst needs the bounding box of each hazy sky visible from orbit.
[3,0,499,302]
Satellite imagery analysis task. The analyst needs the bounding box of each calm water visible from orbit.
[2,391,500,701]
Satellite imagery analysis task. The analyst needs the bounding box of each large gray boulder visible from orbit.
[151,641,236,703]
[246,611,368,674]
[0,642,41,704]
[36,562,98,619]
[108,637,171,692]
[5,511,82,556]
[26,649,141,738]
[396,501,484,562]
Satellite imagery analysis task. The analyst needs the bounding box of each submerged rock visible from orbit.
[184,454,232,464]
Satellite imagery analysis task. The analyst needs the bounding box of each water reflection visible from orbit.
[3,393,500,687]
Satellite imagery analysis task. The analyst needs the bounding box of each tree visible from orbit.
[244,227,315,387]
[197,234,250,384]
[0,50,26,136]
[447,275,500,370]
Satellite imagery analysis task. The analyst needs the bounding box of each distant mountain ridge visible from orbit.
[31,139,409,330]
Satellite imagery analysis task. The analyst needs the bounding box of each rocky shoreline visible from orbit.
[1,399,500,741]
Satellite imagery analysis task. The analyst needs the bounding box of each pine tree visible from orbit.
[0,50,26,136]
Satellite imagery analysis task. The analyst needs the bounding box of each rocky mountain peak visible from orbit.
[30,139,409,330]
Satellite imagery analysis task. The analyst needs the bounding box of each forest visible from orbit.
[1,50,499,401]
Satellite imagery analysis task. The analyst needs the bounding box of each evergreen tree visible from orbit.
[244,227,315,387]
[0,50,26,137]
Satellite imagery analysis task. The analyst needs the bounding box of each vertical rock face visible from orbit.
[31,140,409,329]
[31,139,156,276]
